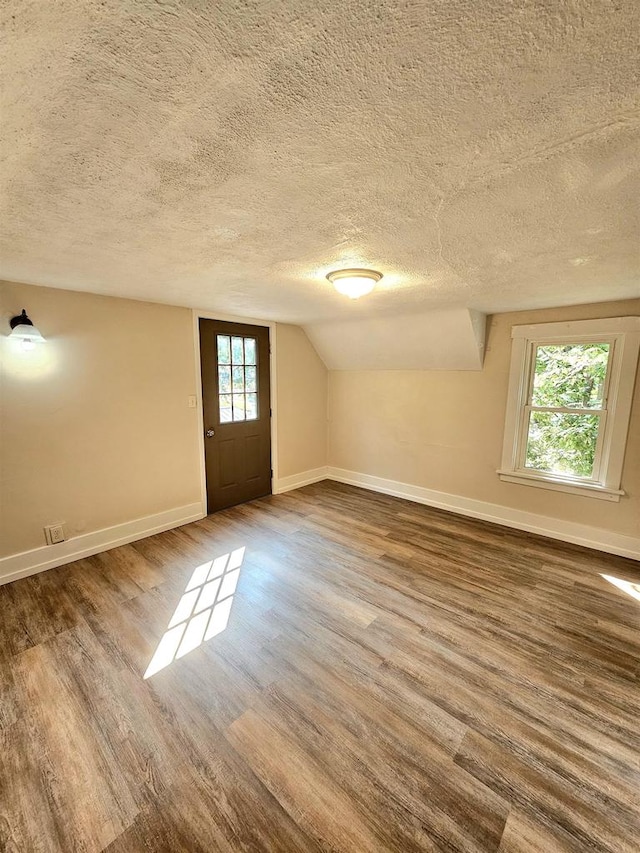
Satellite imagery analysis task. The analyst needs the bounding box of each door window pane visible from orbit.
[244,338,256,365]
[217,335,231,364]
[245,366,257,392]
[232,394,246,421]
[524,411,600,479]
[218,365,231,393]
[217,333,260,423]
[231,337,244,365]
[219,394,232,423]
[232,366,245,392]
[531,343,610,409]
[246,393,258,420]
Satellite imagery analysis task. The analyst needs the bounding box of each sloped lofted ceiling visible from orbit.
[1,1,639,369]
[307,309,487,371]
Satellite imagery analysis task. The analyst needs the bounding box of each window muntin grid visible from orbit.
[216,335,258,422]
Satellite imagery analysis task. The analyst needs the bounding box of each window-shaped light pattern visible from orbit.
[601,574,640,603]
[523,343,611,480]
[143,547,245,679]
[217,335,258,423]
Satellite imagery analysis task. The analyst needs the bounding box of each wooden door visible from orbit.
[199,319,272,512]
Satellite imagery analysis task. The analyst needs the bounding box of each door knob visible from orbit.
[206,429,215,437]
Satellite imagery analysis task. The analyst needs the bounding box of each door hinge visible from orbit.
[270,469,274,478]
[270,407,272,417]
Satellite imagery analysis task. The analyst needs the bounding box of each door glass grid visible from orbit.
[217,335,258,422]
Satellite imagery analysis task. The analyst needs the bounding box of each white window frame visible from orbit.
[498,317,640,502]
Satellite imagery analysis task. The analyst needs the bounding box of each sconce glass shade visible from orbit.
[326,268,383,299]
[9,309,46,349]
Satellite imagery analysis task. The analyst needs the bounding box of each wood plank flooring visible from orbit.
[1,481,639,852]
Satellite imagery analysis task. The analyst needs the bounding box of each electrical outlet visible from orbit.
[188,395,197,408]
[45,524,65,545]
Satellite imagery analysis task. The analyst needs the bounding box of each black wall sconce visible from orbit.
[9,309,46,351]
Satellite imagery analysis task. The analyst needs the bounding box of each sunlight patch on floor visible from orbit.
[601,574,640,603]
[144,547,245,679]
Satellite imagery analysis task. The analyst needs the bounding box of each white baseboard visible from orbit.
[274,467,329,494]
[0,502,205,587]
[326,467,640,561]
[4,466,636,588]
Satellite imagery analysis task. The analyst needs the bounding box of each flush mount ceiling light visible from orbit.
[326,268,382,299]
[9,309,46,351]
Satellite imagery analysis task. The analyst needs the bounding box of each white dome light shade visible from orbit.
[326,268,382,299]
[9,309,46,350]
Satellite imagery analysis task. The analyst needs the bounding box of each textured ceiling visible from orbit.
[1,0,639,326]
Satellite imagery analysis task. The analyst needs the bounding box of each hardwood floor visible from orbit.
[1,481,639,852]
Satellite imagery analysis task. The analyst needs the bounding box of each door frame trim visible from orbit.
[192,310,278,515]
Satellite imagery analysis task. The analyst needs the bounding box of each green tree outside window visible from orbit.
[524,343,610,479]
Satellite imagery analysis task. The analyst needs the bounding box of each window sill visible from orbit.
[497,470,624,502]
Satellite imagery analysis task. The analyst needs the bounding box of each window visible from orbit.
[216,334,258,422]
[499,317,640,501]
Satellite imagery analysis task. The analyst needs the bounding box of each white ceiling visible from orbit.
[307,309,486,370]
[1,0,639,333]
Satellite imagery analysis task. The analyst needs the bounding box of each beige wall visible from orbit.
[0,283,329,563]
[3,280,636,564]
[328,299,640,538]
[275,324,327,478]
[1,281,203,558]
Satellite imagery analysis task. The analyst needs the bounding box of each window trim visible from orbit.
[498,317,640,502]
